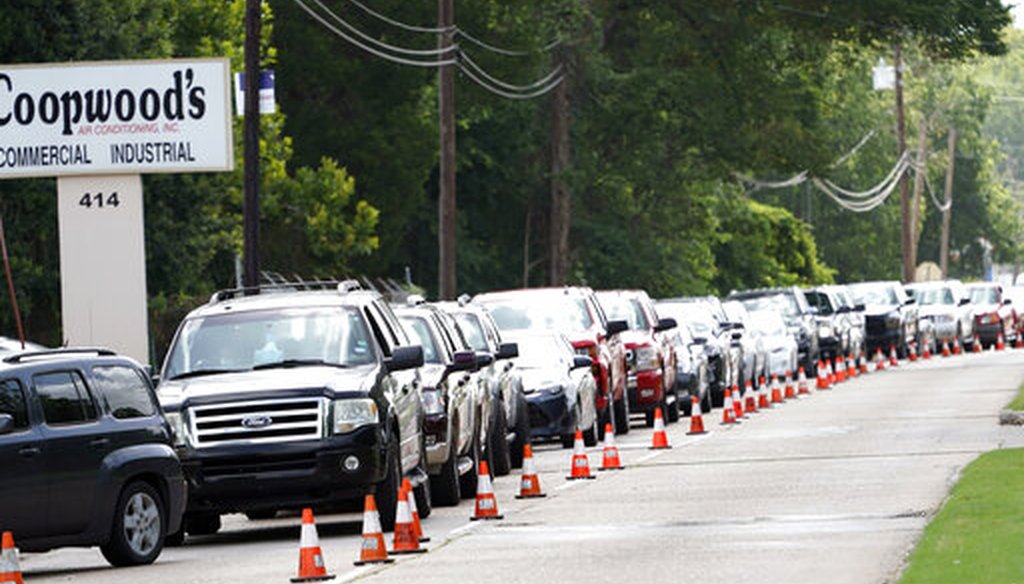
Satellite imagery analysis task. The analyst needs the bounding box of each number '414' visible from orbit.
[78,192,120,209]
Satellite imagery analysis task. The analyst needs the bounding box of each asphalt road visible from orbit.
[21,349,1024,584]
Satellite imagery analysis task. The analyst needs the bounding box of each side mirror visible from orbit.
[384,345,424,373]
[475,351,495,369]
[0,413,14,435]
[836,306,850,314]
[905,297,916,305]
[571,355,593,370]
[959,297,971,306]
[731,332,743,341]
[654,317,677,333]
[496,342,519,360]
[1004,298,1013,306]
[692,336,708,345]
[448,350,478,373]
[855,303,866,312]
[606,319,628,337]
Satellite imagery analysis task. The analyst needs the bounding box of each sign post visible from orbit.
[0,58,233,364]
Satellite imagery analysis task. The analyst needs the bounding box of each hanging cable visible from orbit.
[454,27,561,57]
[458,52,563,91]
[830,129,878,168]
[293,0,456,67]
[457,60,564,99]
[811,155,910,212]
[343,0,451,33]
[310,0,457,56]
[909,160,953,212]
[734,171,808,190]
[820,151,909,200]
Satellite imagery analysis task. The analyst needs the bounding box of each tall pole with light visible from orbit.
[874,51,912,282]
[243,0,261,289]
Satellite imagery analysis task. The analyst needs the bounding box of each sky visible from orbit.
[1016,3,1023,28]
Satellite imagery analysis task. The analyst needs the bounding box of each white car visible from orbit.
[905,280,974,349]
[748,310,798,378]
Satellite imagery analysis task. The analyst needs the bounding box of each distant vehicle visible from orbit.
[966,283,1018,348]
[803,287,850,362]
[726,287,820,374]
[667,319,711,415]
[157,281,427,535]
[595,290,678,426]
[504,330,598,448]
[0,348,185,566]
[656,299,737,407]
[748,310,798,378]
[721,300,766,387]
[473,287,628,435]
[820,285,866,360]
[905,280,974,350]
[847,281,919,357]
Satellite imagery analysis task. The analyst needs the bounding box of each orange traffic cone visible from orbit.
[784,371,796,399]
[889,345,899,366]
[953,337,962,355]
[876,348,886,371]
[732,384,745,419]
[974,335,982,353]
[721,387,737,425]
[354,495,394,566]
[758,376,771,408]
[470,460,503,521]
[516,443,548,496]
[401,478,429,543]
[816,361,828,389]
[1016,335,1023,349]
[860,351,870,373]
[770,375,783,404]
[743,379,758,413]
[687,396,707,435]
[0,533,22,584]
[292,509,334,582]
[847,354,858,378]
[908,343,917,362]
[598,423,624,471]
[797,366,810,395]
[922,342,931,360]
[567,428,596,480]
[942,338,951,357]
[997,333,1006,351]
[834,357,846,383]
[391,487,427,554]
[651,406,672,448]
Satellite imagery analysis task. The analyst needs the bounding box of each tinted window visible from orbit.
[0,378,28,430]
[400,316,443,364]
[91,365,157,419]
[454,313,488,352]
[34,371,97,425]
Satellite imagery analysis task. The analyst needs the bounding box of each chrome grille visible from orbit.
[188,397,325,447]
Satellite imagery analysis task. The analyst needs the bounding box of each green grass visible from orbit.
[898,449,1024,584]
[1008,382,1024,411]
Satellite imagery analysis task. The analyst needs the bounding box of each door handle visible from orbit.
[90,437,110,448]
[18,445,40,457]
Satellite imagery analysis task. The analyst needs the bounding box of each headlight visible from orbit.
[885,311,902,327]
[333,398,379,434]
[635,346,659,371]
[980,313,999,325]
[817,324,833,338]
[420,389,444,416]
[164,411,187,447]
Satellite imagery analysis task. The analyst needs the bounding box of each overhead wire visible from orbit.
[458,52,563,92]
[457,59,565,99]
[343,0,451,33]
[310,0,457,57]
[454,27,561,57]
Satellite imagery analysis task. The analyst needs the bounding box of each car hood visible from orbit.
[972,303,1000,313]
[516,365,567,392]
[863,304,900,317]
[617,330,656,347]
[918,305,956,318]
[157,365,378,407]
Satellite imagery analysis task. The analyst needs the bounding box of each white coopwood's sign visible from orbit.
[0,58,233,178]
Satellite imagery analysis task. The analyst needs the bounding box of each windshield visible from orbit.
[908,287,954,306]
[804,291,834,316]
[599,295,650,331]
[399,316,443,364]
[509,335,569,368]
[453,313,488,352]
[750,311,787,336]
[968,286,999,304]
[164,307,375,379]
[479,296,594,333]
[657,303,716,337]
[739,294,800,318]
[849,284,898,306]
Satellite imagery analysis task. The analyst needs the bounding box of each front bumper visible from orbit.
[178,426,386,514]
[975,321,1003,343]
[423,412,451,468]
[525,390,572,440]
[818,336,840,361]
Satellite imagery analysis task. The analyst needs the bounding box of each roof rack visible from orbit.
[209,278,363,303]
[4,347,117,364]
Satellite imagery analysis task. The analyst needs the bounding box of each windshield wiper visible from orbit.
[252,359,350,371]
[169,368,245,381]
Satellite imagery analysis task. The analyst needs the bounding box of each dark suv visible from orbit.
[0,348,185,566]
[157,281,426,534]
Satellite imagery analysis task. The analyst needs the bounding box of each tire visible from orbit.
[509,394,530,469]
[101,481,166,567]
[244,510,276,521]
[430,424,461,507]
[560,432,575,448]
[458,431,480,499]
[413,475,432,520]
[184,513,221,537]
[582,414,598,447]
[666,387,681,423]
[487,403,512,477]
[375,437,401,532]
[701,386,712,415]
[613,397,630,435]
[644,408,655,428]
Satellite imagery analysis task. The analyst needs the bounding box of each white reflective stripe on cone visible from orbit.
[363,509,382,534]
[299,522,319,548]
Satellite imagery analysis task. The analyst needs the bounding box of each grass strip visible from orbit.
[898,449,1024,584]
[1007,381,1024,410]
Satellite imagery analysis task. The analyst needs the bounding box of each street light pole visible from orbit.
[243,0,261,289]
[940,128,957,277]
[895,43,913,283]
[438,0,456,300]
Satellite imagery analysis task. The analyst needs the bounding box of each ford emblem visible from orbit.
[241,414,273,429]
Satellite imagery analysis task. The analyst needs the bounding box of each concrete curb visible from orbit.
[999,409,1024,425]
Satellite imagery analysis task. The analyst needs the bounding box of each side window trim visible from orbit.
[363,307,393,357]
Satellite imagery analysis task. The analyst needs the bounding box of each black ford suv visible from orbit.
[0,348,185,566]
[157,281,426,535]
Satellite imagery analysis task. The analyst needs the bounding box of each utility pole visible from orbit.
[549,50,571,286]
[243,0,261,289]
[940,128,957,277]
[895,43,913,283]
[438,0,456,299]
[909,116,929,271]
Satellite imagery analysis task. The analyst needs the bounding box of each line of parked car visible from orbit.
[0,277,1021,569]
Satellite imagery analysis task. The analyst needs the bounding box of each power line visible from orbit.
[454,27,561,57]
[457,60,565,99]
[310,0,457,57]
[459,52,563,91]
[343,0,451,33]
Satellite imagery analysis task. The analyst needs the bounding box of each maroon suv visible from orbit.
[473,287,630,435]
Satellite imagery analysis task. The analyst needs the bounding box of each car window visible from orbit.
[453,313,489,352]
[478,295,594,332]
[34,370,97,425]
[849,285,898,306]
[599,295,650,330]
[968,286,999,304]
[91,365,158,419]
[400,316,443,364]
[0,378,29,430]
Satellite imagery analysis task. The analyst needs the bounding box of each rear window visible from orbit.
[91,365,158,419]
[34,371,97,425]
